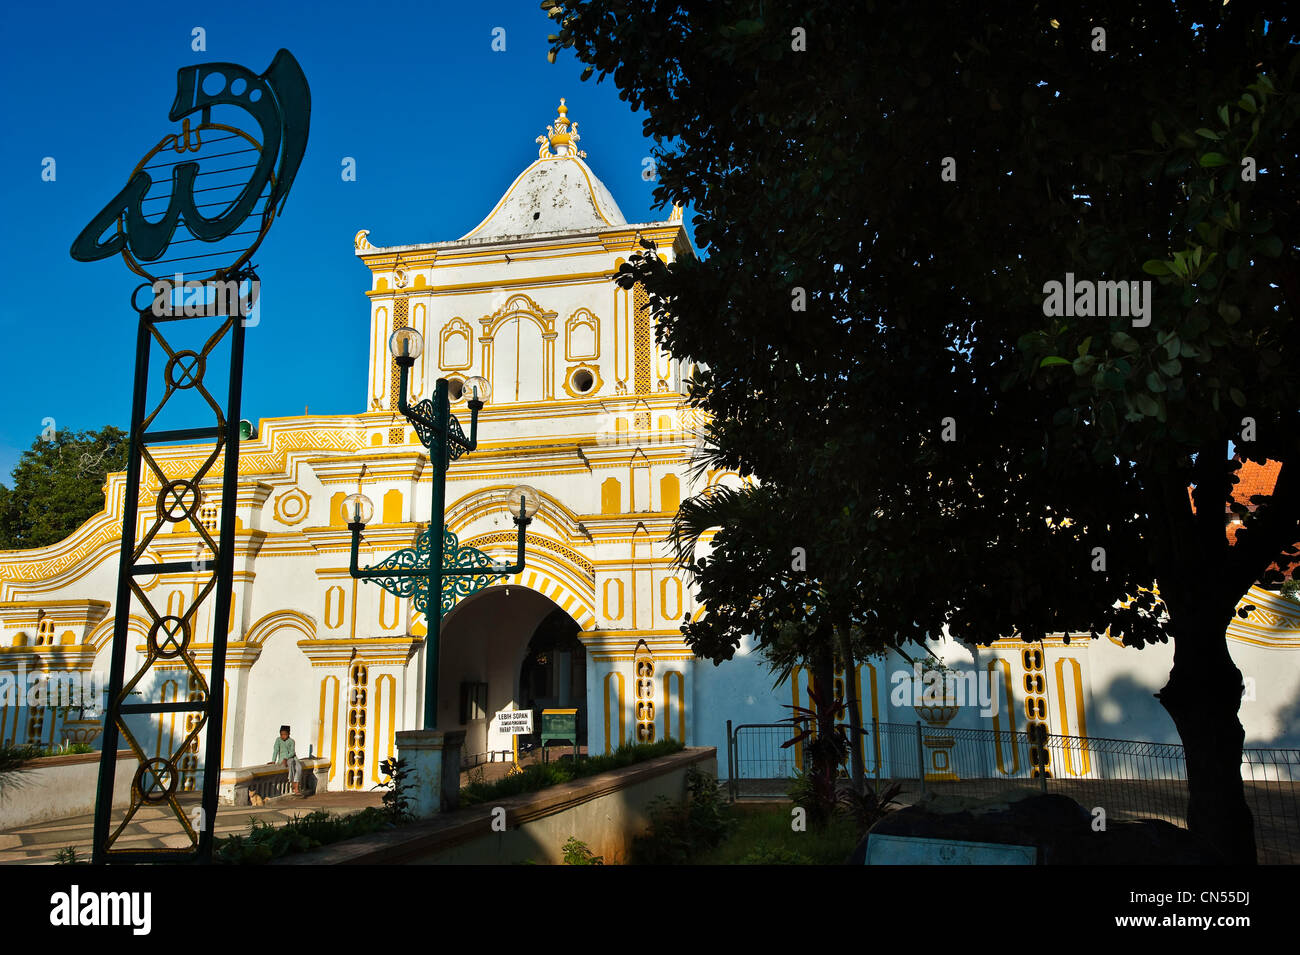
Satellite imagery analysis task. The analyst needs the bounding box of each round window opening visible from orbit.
[447,378,466,401]
[572,369,595,393]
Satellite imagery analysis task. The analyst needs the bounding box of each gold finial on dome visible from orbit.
[535,98,587,159]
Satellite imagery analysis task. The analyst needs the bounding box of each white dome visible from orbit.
[461,100,627,241]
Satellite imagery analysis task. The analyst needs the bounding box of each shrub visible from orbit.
[0,744,41,796]
[53,846,86,865]
[213,807,395,864]
[630,766,734,864]
[562,836,604,865]
[460,738,685,806]
[838,780,904,835]
[0,743,42,769]
[41,742,94,757]
[378,756,413,823]
[736,844,814,865]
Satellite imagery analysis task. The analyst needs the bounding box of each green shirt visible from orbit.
[272,737,296,762]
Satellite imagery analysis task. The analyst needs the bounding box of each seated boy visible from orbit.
[270,725,304,796]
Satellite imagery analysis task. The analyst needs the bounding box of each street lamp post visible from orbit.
[344,327,541,814]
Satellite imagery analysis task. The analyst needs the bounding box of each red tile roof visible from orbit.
[1230,459,1282,508]
[1187,459,1297,578]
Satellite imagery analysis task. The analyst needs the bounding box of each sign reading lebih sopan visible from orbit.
[492,709,534,735]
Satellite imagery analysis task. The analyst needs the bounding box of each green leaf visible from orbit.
[1199,152,1230,168]
[1145,372,1166,393]
[1076,336,1092,358]
[1111,331,1140,352]
[1259,235,1283,257]
[1150,120,1167,145]
[1039,356,1072,367]
[1195,127,1221,140]
[1217,301,1241,324]
[1142,259,1171,276]
[1229,387,1246,407]
[1158,358,1182,376]
[1217,104,1231,127]
[1135,393,1160,416]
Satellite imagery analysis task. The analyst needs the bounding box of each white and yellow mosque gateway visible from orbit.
[2,102,1299,799]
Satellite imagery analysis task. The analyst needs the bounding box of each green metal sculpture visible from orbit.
[71,49,311,281]
[367,527,507,616]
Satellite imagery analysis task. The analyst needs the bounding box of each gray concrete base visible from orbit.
[396,729,465,817]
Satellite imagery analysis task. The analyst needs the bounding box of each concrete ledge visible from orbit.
[275,746,717,865]
[219,757,330,805]
[0,750,134,829]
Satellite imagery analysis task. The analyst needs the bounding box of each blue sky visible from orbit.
[0,0,684,483]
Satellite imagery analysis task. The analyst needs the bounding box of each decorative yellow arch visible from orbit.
[444,484,589,550]
[478,294,559,402]
[244,609,318,647]
[87,613,151,652]
[455,535,598,632]
[479,292,557,339]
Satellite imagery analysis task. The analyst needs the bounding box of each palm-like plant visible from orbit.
[0,744,40,798]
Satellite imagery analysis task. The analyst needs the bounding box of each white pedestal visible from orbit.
[395,729,465,818]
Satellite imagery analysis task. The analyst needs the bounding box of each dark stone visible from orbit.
[848,791,1217,864]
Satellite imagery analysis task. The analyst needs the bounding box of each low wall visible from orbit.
[277,746,718,865]
[219,757,331,805]
[0,750,134,829]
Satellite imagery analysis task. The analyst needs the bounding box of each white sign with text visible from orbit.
[492,708,533,735]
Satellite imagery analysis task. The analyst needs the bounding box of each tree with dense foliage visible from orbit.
[0,427,128,550]
[546,1,1298,862]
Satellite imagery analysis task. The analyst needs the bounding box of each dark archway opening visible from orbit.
[517,608,587,756]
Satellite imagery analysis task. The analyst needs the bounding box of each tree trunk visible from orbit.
[1156,612,1257,864]
[835,621,866,796]
[808,642,840,808]
[813,644,837,761]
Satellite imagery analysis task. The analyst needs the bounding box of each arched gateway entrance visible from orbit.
[437,584,586,763]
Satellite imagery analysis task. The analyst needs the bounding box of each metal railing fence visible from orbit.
[725,719,1300,863]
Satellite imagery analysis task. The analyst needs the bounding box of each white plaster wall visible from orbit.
[240,626,316,767]
[439,585,556,757]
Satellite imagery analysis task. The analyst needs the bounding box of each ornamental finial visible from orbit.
[536,98,586,159]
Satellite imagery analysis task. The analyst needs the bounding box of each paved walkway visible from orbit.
[0,748,585,865]
[0,791,384,865]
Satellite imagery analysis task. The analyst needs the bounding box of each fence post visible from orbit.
[726,720,734,801]
[915,721,926,795]
[1040,734,1049,793]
